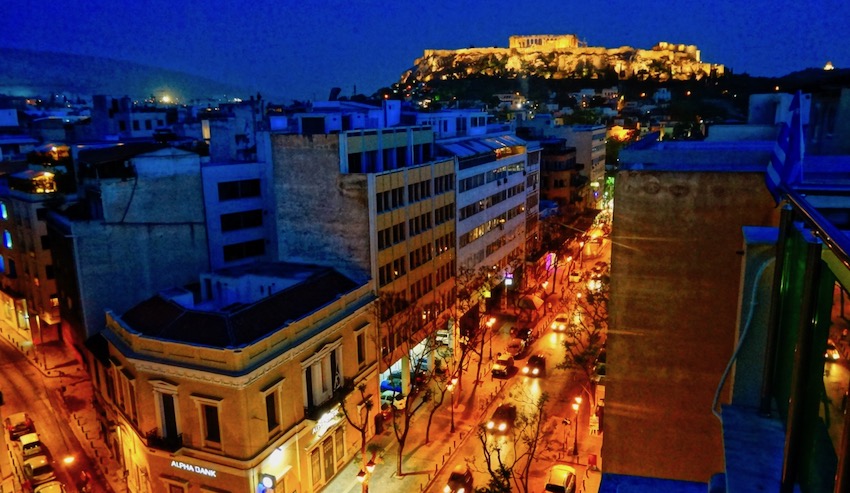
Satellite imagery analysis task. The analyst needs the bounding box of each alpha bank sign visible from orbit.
[171,460,217,478]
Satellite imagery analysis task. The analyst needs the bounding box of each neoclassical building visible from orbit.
[87,262,378,493]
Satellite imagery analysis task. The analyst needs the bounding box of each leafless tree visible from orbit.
[476,390,552,493]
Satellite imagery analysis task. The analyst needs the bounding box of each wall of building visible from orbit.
[271,134,371,276]
[606,169,779,482]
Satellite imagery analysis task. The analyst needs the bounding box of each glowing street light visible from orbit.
[571,397,582,456]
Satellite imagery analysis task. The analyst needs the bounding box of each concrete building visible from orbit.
[270,121,457,391]
[89,262,377,493]
[599,91,850,491]
[47,143,209,353]
[539,138,582,215]
[0,169,64,351]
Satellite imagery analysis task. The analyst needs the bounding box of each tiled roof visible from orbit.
[120,268,360,348]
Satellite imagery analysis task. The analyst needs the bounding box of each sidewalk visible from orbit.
[0,328,126,493]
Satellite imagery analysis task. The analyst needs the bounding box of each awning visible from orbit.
[517,295,544,310]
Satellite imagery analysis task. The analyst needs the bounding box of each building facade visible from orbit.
[90,263,377,493]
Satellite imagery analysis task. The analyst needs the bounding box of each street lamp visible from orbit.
[571,397,582,456]
[486,317,496,360]
[447,377,458,433]
[356,454,377,493]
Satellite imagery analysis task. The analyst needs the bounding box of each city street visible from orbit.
[0,334,110,493]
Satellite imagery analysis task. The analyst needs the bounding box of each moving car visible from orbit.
[826,339,841,361]
[23,454,56,487]
[551,313,570,332]
[544,464,577,493]
[492,354,514,378]
[515,327,539,345]
[4,412,35,441]
[522,354,546,377]
[506,338,527,359]
[444,464,473,493]
[486,403,517,433]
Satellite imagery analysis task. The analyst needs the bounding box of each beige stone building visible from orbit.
[90,262,377,493]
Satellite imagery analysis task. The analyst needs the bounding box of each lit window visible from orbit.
[3,231,11,249]
[0,203,6,219]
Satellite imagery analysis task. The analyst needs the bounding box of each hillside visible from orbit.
[0,47,260,102]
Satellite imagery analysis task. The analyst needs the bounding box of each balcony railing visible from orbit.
[145,428,183,452]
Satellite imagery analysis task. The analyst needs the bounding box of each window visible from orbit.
[262,379,283,435]
[0,203,6,219]
[190,394,223,449]
[220,209,263,232]
[150,380,180,440]
[223,239,265,262]
[3,230,11,249]
[132,120,140,131]
[145,120,153,130]
[218,179,261,201]
[40,235,50,250]
[45,265,54,279]
[302,342,343,410]
[355,326,368,366]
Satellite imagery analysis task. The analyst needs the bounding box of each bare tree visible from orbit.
[336,380,379,493]
[476,390,552,493]
[557,279,608,406]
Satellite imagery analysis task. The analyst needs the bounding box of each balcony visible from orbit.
[145,428,183,452]
[304,387,349,421]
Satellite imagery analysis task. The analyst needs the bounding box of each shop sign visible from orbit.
[171,460,217,477]
[312,406,341,437]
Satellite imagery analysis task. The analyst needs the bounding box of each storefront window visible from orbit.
[310,449,321,487]
[334,427,344,463]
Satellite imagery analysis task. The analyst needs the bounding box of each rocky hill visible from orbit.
[402,37,724,85]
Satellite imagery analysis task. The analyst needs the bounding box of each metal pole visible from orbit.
[761,205,792,415]
[572,407,579,456]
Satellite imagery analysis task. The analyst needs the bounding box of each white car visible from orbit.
[34,481,67,493]
[23,454,56,487]
[551,313,570,332]
[380,390,407,410]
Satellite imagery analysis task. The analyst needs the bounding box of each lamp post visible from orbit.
[447,377,458,433]
[486,317,496,360]
[579,242,585,268]
[571,397,582,456]
[356,454,377,493]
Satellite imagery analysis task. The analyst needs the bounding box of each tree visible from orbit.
[476,391,552,493]
[336,380,379,493]
[557,279,608,406]
[374,290,436,477]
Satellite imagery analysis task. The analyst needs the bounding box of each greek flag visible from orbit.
[766,91,806,202]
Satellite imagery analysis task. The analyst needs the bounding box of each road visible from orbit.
[0,337,104,492]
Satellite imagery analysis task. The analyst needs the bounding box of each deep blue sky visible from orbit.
[3,0,848,102]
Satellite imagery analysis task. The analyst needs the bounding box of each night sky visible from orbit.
[3,0,848,102]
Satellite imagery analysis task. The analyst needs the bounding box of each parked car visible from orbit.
[826,339,841,361]
[19,432,47,458]
[4,412,35,441]
[486,403,517,433]
[444,464,473,493]
[551,313,570,332]
[34,481,67,493]
[492,354,515,378]
[506,338,527,359]
[522,354,546,377]
[544,464,577,493]
[23,454,56,487]
[380,390,407,410]
[568,271,582,284]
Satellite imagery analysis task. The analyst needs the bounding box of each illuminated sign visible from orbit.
[312,406,341,437]
[171,460,217,477]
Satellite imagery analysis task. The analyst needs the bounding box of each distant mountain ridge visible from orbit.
[0,47,260,102]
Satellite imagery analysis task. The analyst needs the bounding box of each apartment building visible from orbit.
[270,118,457,392]
[47,143,210,352]
[89,262,377,493]
[0,169,63,347]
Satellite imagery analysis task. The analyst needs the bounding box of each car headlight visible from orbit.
[444,486,451,493]
[498,423,507,431]
[487,421,494,429]
[522,367,529,374]
[532,368,539,375]
[458,488,465,493]
[833,352,840,360]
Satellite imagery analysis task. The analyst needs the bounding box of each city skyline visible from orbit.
[2,0,848,103]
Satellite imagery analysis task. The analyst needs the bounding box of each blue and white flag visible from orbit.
[767,91,806,202]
